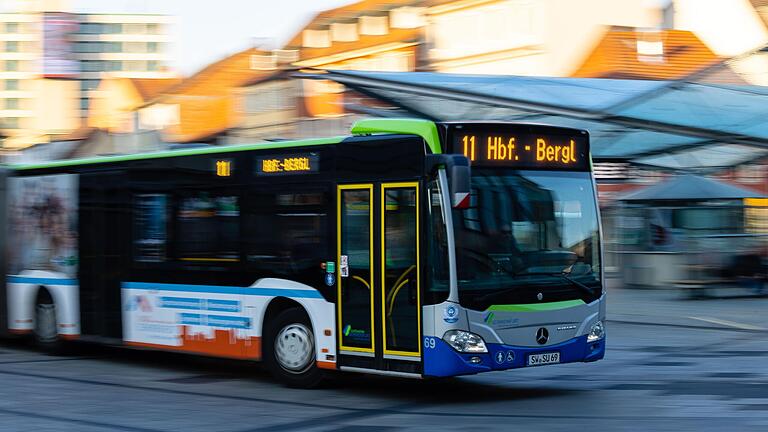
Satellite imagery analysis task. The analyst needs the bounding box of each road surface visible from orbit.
[1,287,767,431]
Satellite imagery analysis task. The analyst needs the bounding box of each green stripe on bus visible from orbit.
[487,299,586,312]
[351,118,442,154]
[10,136,346,171]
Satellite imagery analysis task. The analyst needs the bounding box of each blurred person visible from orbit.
[731,247,766,295]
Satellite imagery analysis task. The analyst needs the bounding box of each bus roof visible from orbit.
[7,119,586,172]
[8,118,444,172]
[7,136,345,171]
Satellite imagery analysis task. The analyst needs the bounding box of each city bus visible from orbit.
[0,119,605,387]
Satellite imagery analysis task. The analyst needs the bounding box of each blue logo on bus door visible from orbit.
[443,305,459,323]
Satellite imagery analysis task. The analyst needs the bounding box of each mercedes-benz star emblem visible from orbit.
[536,292,543,301]
[536,327,549,345]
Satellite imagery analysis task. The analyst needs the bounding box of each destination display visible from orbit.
[450,127,589,170]
[256,153,319,176]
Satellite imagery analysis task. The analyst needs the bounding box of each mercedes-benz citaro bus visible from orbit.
[0,119,605,387]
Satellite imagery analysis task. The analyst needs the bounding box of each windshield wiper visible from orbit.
[510,270,596,297]
[560,272,596,297]
[471,270,597,304]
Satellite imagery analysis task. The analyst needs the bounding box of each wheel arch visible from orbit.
[35,286,55,306]
[262,297,308,335]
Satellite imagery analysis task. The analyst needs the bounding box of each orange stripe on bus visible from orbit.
[317,361,336,370]
[126,329,262,360]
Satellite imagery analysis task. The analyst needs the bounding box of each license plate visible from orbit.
[527,352,560,366]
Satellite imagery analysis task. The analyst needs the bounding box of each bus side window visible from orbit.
[176,191,241,262]
[247,190,329,276]
[134,194,169,262]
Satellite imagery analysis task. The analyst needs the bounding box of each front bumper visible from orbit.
[423,334,605,377]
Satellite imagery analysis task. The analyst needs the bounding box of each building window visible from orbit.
[80,22,102,34]
[125,42,144,53]
[5,98,19,110]
[5,22,18,33]
[148,60,160,71]
[80,98,90,110]
[147,23,159,34]
[6,79,19,91]
[390,6,425,29]
[81,60,103,72]
[331,22,358,42]
[104,23,121,34]
[147,41,158,53]
[80,79,100,91]
[302,29,331,48]
[359,15,388,36]
[124,23,145,34]
[3,117,19,129]
[5,60,18,72]
[6,41,18,52]
[125,60,146,71]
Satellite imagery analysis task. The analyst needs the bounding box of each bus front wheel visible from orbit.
[264,307,324,388]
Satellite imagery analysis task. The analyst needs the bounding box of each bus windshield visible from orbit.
[440,169,602,309]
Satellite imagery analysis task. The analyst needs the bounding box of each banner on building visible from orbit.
[42,12,80,78]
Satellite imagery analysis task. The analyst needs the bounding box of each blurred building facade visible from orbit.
[0,0,174,150]
[7,0,768,157]
[133,48,288,144]
[87,76,181,134]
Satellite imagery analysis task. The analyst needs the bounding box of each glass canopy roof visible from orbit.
[305,70,768,171]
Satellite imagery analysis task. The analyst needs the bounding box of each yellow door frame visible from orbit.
[337,184,375,354]
[380,182,421,358]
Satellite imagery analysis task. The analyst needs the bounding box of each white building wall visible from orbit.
[0,6,175,146]
[674,0,768,57]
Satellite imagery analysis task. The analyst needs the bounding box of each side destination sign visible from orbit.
[256,153,319,176]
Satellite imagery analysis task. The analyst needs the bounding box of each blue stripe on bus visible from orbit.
[7,276,78,286]
[180,313,251,329]
[159,296,205,310]
[121,281,324,299]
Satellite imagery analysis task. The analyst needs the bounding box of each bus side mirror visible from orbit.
[425,154,471,209]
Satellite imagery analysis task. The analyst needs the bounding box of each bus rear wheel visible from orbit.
[34,301,62,354]
[264,307,324,388]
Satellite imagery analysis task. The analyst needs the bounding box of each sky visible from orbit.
[4,0,355,75]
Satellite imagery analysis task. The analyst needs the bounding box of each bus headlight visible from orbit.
[443,330,488,353]
[587,321,605,343]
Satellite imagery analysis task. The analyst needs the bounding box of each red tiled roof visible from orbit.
[572,28,722,80]
[295,27,422,62]
[151,47,275,143]
[129,78,182,102]
[285,0,417,48]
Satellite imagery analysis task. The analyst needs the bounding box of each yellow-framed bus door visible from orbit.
[380,182,421,361]
[337,184,376,356]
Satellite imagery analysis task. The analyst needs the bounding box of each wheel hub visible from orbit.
[274,323,314,374]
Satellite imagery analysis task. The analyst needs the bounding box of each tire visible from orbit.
[34,302,62,354]
[263,307,324,388]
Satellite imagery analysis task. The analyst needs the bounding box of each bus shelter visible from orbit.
[611,175,768,291]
